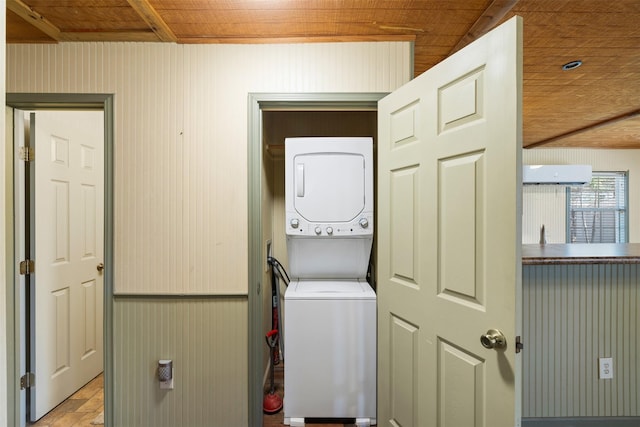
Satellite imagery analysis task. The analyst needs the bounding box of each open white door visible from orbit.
[31,111,104,421]
[377,16,522,427]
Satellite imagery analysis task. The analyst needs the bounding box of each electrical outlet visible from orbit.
[599,357,613,379]
[160,377,174,390]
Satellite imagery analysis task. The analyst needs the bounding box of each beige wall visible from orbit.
[6,41,411,426]
[522,148,640,244]
[7,42,410,295]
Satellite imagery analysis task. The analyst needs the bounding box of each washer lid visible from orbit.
[285,280,376,300]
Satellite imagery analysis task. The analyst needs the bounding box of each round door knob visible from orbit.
[326,227,333,235]
[290,218,299,229]
[480,329,506,349]
[314,227,322,235]
[97,263,104,272]
[359,218,369,228]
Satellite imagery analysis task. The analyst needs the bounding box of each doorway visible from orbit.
[247,93,385,426]
[5,94,114,427]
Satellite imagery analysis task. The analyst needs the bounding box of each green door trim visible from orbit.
[5,93,114,427]
[246,92,385,427]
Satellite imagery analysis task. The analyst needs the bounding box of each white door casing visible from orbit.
[31,111,104,421]
[377,16,522,427]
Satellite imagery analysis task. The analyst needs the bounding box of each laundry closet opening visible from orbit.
[259,108,378,424]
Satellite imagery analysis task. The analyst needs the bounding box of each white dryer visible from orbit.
[283,137,376,426]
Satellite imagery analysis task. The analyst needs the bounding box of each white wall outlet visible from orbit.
[599,357,613,379]
[160,377,174,390]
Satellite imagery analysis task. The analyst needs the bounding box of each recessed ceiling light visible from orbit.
[562,60,582,71]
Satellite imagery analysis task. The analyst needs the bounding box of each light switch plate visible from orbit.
[599,357,613,379]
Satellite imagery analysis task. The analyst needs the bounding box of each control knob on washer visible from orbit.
[359,218,369,228]
[326,227,333,235]
[290,218,299,229]
[314,226,322,235]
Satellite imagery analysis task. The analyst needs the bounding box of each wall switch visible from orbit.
[599,357,613,379]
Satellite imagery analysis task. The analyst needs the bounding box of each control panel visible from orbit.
[286,214,373,236]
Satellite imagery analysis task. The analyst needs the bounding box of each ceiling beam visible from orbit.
[526,109,640,148]
[7,0,62,41]
[449,0,519,55]
[58,31,161,42]
[179,34,416,44]
[127,0,177,42]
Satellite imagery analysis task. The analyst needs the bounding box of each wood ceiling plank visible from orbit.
[527,113,640,148]
[449,0,518,54]
[127,0,177,42]
[178,34,415,44]
[18,2,149,31]
[152,0,488,12]
[58,31,161,42]
[7,0,62,41]
[6,8,56,42]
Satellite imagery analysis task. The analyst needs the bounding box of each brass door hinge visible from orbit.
[19,147,34,162]
[19,260,34,275]
[20,373,35,390]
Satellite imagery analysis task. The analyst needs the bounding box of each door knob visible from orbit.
[97,263,104,272]
[480,329,506,349]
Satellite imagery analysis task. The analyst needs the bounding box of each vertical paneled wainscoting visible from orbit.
[522,263,639,418]
[113,296,248,427]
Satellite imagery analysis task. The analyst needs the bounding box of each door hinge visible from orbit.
[20,373,35,390]
[515,335,524,353]
[19,146,34,162]
[19,259,35,275]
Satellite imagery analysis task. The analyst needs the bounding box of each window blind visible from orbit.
[566,172,628,243]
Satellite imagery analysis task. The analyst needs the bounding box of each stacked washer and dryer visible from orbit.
[283,137,376,427]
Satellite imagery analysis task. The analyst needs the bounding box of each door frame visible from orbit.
[5,93,114,427]
[247,92,386,426]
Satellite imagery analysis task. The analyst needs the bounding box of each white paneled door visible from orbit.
[377,17,522,427]
[31,111,104,421]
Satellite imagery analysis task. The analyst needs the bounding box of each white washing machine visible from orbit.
[283,137,376,426]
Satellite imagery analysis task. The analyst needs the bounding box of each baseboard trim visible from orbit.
[523,417,640,427]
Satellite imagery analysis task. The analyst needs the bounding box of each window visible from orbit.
[566,171,628,243]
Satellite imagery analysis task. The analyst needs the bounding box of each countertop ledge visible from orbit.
[522,243,640,265]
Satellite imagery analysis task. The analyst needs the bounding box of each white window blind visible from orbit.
[566,172,628,243]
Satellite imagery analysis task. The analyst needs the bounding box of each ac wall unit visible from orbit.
[523,164,592,185]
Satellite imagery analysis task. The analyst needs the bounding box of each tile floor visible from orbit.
[28,373,104,427]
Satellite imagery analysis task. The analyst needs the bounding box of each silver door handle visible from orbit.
[480,329,506,349]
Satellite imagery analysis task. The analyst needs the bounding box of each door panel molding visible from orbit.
[377,17,522,427]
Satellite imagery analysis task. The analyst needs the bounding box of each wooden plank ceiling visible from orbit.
[6,0,640,149]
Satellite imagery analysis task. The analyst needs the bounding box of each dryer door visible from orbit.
[293,152,365,223]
